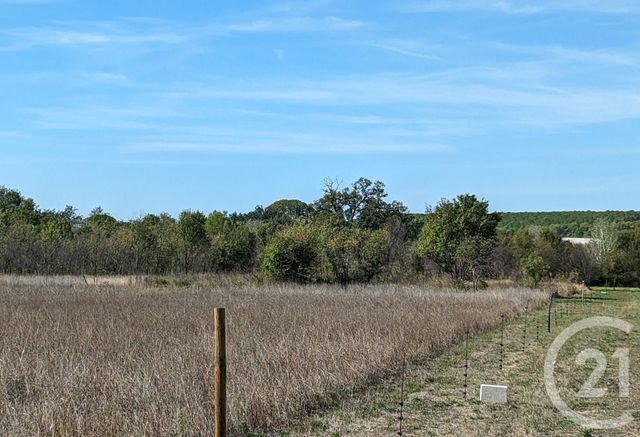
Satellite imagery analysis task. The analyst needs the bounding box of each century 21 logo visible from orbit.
[544,317,634,430]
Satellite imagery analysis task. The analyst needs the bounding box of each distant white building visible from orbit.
[562,237,593,245]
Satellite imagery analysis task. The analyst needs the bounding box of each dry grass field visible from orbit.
[0,280,545,435]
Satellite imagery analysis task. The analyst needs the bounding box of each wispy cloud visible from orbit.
[125,139,449,154]
[0,70,133,87]
[23,99,453,154]
[165,69,640,127]
[86,72,129,83]
[0,131,22,138]
[0,0,61,4]
[16,63,640,155]
[167,88,336,103]
[400,0,640,14]
[25,106,185,130]
[267,0,337,14]
[0,23,187,51]
[0,15,363,51]
[217,16,363,33]
[365,39,440,60]
[485,40,640,67]
[7,5,640,158]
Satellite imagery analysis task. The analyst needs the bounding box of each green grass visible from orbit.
[591,286,640,293]
[294,288,640,436]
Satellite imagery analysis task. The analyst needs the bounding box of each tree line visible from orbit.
[1,180,638,287]
[498,211,640,237]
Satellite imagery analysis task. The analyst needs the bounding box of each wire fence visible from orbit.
[394,292,588,434]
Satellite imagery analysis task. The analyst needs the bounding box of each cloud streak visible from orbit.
[5,2,640,158]
[0,131,22,138]
[217,16,362,33]
[0,24,186,51]
[365,39,440,60]
[23,100,454,154]
[165,70,640,127]
[125,140,449,155]
[0,0,61,4]
[0,15,363,51]
[401,0,640,14]
[25,43,640,156]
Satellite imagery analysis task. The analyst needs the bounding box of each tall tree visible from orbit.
[177,210,207,274]
[205,211,231,242]
[588,218,618,265]
[264,199,312,224]
[417,194,501,285]
[81,207,119,276]
[314,177,407,229]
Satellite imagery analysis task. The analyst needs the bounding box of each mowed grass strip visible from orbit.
[0,282,543,435]
[300,289,640,436]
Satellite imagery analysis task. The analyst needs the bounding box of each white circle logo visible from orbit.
[544,316,634,429]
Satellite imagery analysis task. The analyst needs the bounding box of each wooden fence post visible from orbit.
[214,308,226,437]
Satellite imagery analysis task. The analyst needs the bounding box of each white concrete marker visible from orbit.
[480,384,508,404]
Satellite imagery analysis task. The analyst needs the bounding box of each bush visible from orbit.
[521,255,550,288]
[417,194,500,283]
[260,223,325,282]
[325,227,388,284]
[211,226,256,272]
[261,223,389,284]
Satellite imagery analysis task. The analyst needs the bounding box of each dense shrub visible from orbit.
[260,223,325,282]
[325,227,388,284]
[521,255,550,288]
[261,224,389,284]
[211,226,256,272]
[417,194,500,284]
[598,226,640,287]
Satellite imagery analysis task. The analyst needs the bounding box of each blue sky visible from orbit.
[1,0,639,218]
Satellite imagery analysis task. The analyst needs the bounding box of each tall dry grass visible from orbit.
[0,282,546,435]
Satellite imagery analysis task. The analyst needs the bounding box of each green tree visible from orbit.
[325,227,388,285]
[211,226,256,272]
[155,213,179,274]
[417,194,501,283]
[38,210,73,242]
[205,211,231,242]
[600,225,640,287]
[0,187,40,231]
[130,214,162,273]
[0,186,23,211]
[264,199,312,224]
[80,207,119,276]
[521,255,550,288]
[314,177,407,229]
[177,210,207,274]
[111,226,135,274]
[86,207,117,236]
[260,223,324,282]
[453,236,495,290]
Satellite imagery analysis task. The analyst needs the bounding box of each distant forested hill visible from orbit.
[498,211,640,237]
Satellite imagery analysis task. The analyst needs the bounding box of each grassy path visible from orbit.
[293,289,640,436]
